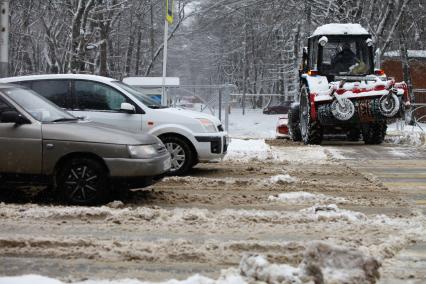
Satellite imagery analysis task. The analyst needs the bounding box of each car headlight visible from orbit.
[128,145,158,158]
[197,118,217,133]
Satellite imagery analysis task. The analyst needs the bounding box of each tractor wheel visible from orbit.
[347,128,361,142]
[299,86,323,145]
[288,108,301,141]
[362,123,387,145]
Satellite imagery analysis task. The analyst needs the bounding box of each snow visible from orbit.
[312,23,369,36]
[224,139,274,162]
[122,77,180,87]
[386,122,426,147]
[300,204,367,222]
[268,174,297,184]
[268,192,347,204]
[224,138,329,164]
[227,109,281,139]
[384,50,426,58]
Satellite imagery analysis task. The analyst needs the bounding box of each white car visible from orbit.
[0,74,228,175]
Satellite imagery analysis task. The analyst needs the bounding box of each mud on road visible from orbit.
[0,141,425,283]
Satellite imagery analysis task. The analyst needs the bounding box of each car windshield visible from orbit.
[320,37,372,76]
[4,87,77,123]
[112,81,166,109]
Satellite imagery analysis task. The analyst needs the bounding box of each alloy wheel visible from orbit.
[64,165,99,202]
[166,142,186,172]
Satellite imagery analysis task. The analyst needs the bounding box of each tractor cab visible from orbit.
[302,24,375,80]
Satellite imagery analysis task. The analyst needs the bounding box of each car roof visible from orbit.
[0,83,26,90]
[0,74,117,84]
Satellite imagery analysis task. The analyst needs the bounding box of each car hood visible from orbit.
[42,121,159,145]
[156,108,221,125]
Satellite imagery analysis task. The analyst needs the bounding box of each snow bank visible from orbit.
[240,241,380,284]
[0,274,241,284]
[227,109,280,139]
[312,23,369,36]
[224,138,329,164]
[300,204,367,222]
[386,122,426,147]
[268,192,347,205]
[224,139,274,162]
[0,241,380,284]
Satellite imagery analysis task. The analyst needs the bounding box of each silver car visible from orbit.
[0,84,171,205]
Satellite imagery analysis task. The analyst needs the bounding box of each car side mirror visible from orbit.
[120,102,136,114]
[0,110,31,124]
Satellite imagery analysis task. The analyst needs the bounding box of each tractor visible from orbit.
[288,23,410,145]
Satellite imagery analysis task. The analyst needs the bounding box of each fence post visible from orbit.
[218,89,222,121]
[224,84,231,132]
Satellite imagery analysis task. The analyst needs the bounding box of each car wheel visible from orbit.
[56,157,110,205]
[160,135,194,176]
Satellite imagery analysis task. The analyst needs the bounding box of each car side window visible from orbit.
[75,81,129,111]
[31,80,69,108]
[0,97,14,123]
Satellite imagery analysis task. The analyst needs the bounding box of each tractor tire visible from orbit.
[362,123,387,145]
[288,108,301,142]
[300,86,323,145]
[347,128,361,142]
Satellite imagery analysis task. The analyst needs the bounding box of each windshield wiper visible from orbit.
[51,117,79,123]
[148,105,168,109]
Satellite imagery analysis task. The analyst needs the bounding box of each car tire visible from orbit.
[56,157,110,205]
[160,135,194,176]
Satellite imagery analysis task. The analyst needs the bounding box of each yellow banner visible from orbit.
[166,0,174,24]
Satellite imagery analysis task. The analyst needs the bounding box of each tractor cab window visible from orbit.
[320,37,372,76]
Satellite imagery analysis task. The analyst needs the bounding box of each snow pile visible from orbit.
[386,122,426,147]
[227,109,280,139]
[268,192,347,205]
[312,23,369,36]
[240,241,380,284]
[0,242,381,284]
[0,274,244,284]
[268,174,298,184]
[224,139,274,162]
[300,204,367,222]
[224,138,329,164]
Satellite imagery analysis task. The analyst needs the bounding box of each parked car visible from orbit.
[0,84,171,205]
[275,115,290,139]
[0,75,228,175]
[263,102,292,115]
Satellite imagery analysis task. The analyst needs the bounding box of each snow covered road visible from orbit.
[0,139,425,283]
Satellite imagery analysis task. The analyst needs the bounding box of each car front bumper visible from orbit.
[194,132,229,162]
[104,152,171,178]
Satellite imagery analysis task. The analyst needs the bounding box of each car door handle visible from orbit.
[46,143,55,149]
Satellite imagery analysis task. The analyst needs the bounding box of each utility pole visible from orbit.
[162,0,174,106]
[161,19,169,106]
[242,8,248,115]
[0,0,9,78]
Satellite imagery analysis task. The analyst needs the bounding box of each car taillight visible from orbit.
[278,125,289,134]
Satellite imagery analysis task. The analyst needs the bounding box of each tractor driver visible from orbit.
[331,42,358,74]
